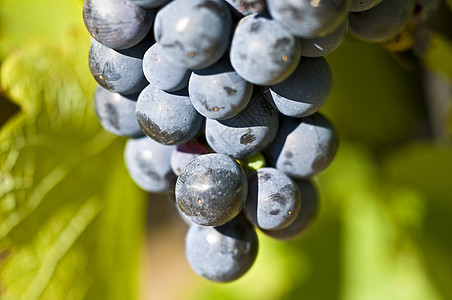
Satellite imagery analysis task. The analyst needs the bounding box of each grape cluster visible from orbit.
[83,0,438,282]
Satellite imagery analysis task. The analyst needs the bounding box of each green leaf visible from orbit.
[0,0,85,60]
[322,39,425,149]
[420,33,452,80]
[382,142,452,298]
[0,26,146,300]
[445,0,452,11]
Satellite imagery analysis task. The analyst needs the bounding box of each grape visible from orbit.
[124,136,175,193]
[176,153,248,226]
[126,0,171,8]
[244,167,301,230]
[89,38,150,95]
[136,85,203,145]
[265,57,332,118]
[266,113,339,179]
[262,179,319,240]
[349,0,416,43]
[224,0,266,15]
[205,91,279,159]
[229,13,301,86]
[93,85,143,137]
[412,0,441,24]
[170,140,209,175]
[143,43,191,92]
[349,0,383,12]
[83,0,154,50]
[153,0,232,69]
[300,19,349,58]
[188,57,253,120]
[266,0,351,38]
[185,215,258,282]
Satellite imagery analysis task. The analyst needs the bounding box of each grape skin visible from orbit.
[266,0,351,38]
[93,85,143,137]
[205,91,279,159]
[188,57,253,120]
[136,85,203,145]
[176,153,248,226]
[83,0,154,50]
[266,113,339,179]
[170,141,209,176]
[124,136,175,193]
[349,0,416,43]
[143,43,191,92]
[349,0,383,12]
[229,14,301,86]
[185,215,258,282]
[266,57,333,118]
[126,0,171,8]
[89,39,150,95]
[300,19,349,58]
[245,167,301,231]
[153,0,232,69]
[262,179,319,240]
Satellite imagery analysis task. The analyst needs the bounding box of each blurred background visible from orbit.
[1,1,452,299]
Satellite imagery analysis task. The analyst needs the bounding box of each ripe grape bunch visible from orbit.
[83,0,439,282]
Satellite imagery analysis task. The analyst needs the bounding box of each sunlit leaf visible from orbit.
[420,33,452,80]
[0,23,146,300]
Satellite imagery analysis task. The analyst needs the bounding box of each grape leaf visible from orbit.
[420,32,452,80]
[0,0,84,60]
[0,22,146,300]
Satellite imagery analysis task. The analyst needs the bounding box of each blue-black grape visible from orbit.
[188,57,253,120]
[170,140,209,175]
[245,167,301,230]
[265,57,332,118]
[350,0,383,12]
[89,38,150,95]
[153,0,232,69]
[300,19,349,57]
[266,113,339,179]
[83,0,154,50]
[136,85,203,145]
[262,179,319,240]
[185,214,258,282]
[266,0,351,38]
[230,13,301,86]
[143,43,191,92]
[224,0,266,15]
[126,0,171,8]
[176,153,248,226]
[124,136,175,193]
[205,90,279,159]
[93,85,143,137]
[349,0,416,43]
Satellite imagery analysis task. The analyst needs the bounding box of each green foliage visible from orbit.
[0,2,147,299]
[420,32,452,80]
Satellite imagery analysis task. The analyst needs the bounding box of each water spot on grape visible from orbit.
[259,171,272,182]
[223,86,237,95]
[269,209,281,215]
[105,103,120,130]
[249,21,261,33]
[240,132,256,145]
[285,151,293,158]
[269,193,286,206]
